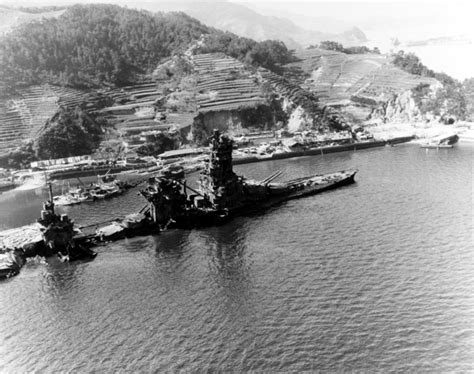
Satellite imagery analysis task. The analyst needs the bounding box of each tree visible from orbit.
[391,51,434,77]
[462,78,474,121]
[245,40,294,73]
[0,4,210,88]
[319,41,344,52]
[35,106,105,159]
[136,132,180,156]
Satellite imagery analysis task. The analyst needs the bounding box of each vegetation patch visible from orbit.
[136,132,181,156]
[35,106,106,160]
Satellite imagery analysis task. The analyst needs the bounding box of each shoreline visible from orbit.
[10,121,473,182]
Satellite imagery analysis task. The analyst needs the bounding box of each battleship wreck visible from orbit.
[140,130,357,229]
[1,130,357,278]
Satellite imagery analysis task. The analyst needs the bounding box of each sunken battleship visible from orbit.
[140,130,357,229]
[0,129,356,278]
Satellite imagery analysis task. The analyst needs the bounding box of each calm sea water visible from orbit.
[0,143,473,372]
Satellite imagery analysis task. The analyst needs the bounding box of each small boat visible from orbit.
[89,189,108,199]
[75,192,94,202]
[68,186,94,202]
[421,134,458,149]
[53,194,82,206]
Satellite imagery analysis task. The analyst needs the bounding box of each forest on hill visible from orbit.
[0,4,294,89]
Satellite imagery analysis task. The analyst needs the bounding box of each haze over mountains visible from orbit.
[139,1,368,50]
[0,0,368,49]
[245,1,472,80]
[0,5,65,35]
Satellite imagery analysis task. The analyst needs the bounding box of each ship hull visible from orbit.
[240,169,357,212]
[167,170,357,229]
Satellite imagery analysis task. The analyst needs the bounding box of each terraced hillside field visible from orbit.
[97,80,194,148]
[192,53,266,112]
[287,48,438,121]
[0,84,101,155]
[89,53,272,144]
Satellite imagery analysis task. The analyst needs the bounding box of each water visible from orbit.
[0,143,473,372]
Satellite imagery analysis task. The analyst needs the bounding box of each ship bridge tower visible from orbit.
[199,130,243,210]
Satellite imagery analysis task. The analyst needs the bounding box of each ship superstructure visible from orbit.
[141,130,357,229]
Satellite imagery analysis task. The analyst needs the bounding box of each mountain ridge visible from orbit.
[163,1,368,50]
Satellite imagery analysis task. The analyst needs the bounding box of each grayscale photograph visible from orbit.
[0,0,472,371]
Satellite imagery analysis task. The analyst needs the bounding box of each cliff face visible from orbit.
[370,91,424,124]
[367,80,461,125]
[190,105,277,143]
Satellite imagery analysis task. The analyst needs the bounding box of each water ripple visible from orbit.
[0,144,473,372]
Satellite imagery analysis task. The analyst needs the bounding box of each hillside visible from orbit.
[0,4,294,158]
[0,84,106,156]
[284,48,460,125]
[0,3,468,165]
[0,4,296,90]
[95,51,337,151]
[0,5,212,89]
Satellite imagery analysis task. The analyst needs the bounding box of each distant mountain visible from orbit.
[405,35,472,47]
[135,1,367,50]
[185,2,367,49]
[0,5,65,35]
[0,1,367,49]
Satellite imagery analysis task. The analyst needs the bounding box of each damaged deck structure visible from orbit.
[140,130,357,229]
[1,130,357,279]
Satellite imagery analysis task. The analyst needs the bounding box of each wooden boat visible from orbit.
[53,194,82,206]
[88,183,122,199]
